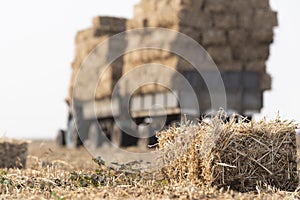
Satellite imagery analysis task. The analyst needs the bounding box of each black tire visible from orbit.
[122,130,139,147]
[71,101,89,147]
[56,129,66,146]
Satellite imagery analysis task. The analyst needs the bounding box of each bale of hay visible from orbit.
[125,0,277,97]
[251,28,274,44]
[260,73,272,90]
[123,49,172,66]
[232,45,269,61]
[92,16,127,33]
[134,0,204,21]
[75,28,94,45]
[207,46,233,64]
[132,0,207,29]
[70,16,127,101]
[95,57,124,99]
[0,138,29,169]
[218,62,243,72]
[202,30,227,46]
[157,115,298,192]
[71,0,278,102]
[245,61,266,72]
[213,14,237,29]
[253,10,278,29]
[121,57,179,95]
[228,29,249,47]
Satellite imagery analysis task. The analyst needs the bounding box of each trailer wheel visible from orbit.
[86,121,103,149]
[111,123,122,147]
[56,129,66,146]
[66,119,81,148]
[122,133,139,147]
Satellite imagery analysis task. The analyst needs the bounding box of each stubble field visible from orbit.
[1,136,300,200]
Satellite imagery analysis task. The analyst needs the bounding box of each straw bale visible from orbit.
[133,0,159,22]
[95,58,124,99]
[207,46,233,64]
[157,115,298,192]
[123,55,178,75]
[238,10,277,29]
[140,84,169,94]
[165,0,204,9]
[229,0,252,14]
[74,49,125,100]
[251,0,270,9]
[137,0,204,14]
[121,59,178,95]
[95,67,113,99]
[71,0,278,100]
[147,8,179,28]
[92,16,126,33]
[238,11,254,28]
[124,49,172,66]
[170,0,204,10]
[133,5,145,20]
[260,73,272,90]
[253,10,278,29]
[202,30,227,46]
[228,29,248,47]
[136,0,158,13]
[232,45,269,61]
[121,54,198,95]
[0,138,29,169]
[134,1,209,29]
[75,28,94,44]
[179,11,212,30]
[218,62,243,72]
[245,61,266,72]
[174,26,201,41]
[126,19,145,29]
[251,28,274,44]
[71,20,126,100]
[133,1,178,28]
[128,20,203,39]
[205,0,230,14]
[213,14,237,29]
[123,52,196,74]
[73,36,109,69]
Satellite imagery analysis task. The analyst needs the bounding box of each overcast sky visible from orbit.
[0,0,299,139]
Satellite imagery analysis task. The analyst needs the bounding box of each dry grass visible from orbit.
[1,116,300,199]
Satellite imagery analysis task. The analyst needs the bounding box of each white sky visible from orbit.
[0,0,299,139]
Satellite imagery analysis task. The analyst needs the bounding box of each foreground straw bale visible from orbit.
[157,116,299,192]
[0,138,29,168]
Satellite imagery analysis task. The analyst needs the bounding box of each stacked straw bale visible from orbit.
[123,0,277,94]
[157,116,298,192]
[70,17,127,101]
[69,0,277,99]
[0,138,29,168]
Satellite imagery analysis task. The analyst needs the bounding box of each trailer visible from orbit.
[57,69,263,148]
[56,0,277,148]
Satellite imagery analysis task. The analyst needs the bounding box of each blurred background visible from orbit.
[0,0,299,139]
